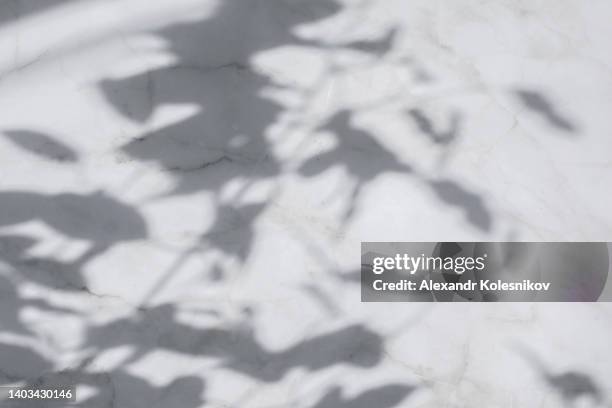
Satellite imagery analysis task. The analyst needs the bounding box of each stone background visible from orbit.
[0,0,611,406]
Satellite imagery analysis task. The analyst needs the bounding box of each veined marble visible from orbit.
[0,0,611,406]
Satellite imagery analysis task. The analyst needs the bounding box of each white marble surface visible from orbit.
[0,0,611,406]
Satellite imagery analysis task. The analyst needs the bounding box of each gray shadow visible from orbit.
[311,384,415,408]
[515,90,576,133]
[427,179,492,231]
[3,130,78,163]
[0,0,79,28]
[408,109,461,145]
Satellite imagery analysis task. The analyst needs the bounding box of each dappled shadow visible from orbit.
[0,233,86,291]
[84,303,384,382]
[95,0,501,243]
[300,110,411,180]
[0,343,206,408]
[0,0,593,406]
[0,272,78,337]
[0,290,410,406]
[0,188,148,304]
[299,109,412,221]
[100,0,345,198]
[0,257,209,406]
[86,0,476,271]
[0,3,416,404]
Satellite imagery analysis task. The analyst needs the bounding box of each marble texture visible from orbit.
[0,0,611,406]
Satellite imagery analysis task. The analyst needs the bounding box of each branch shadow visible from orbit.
[515,89,577,133]
[407,109,461,146]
